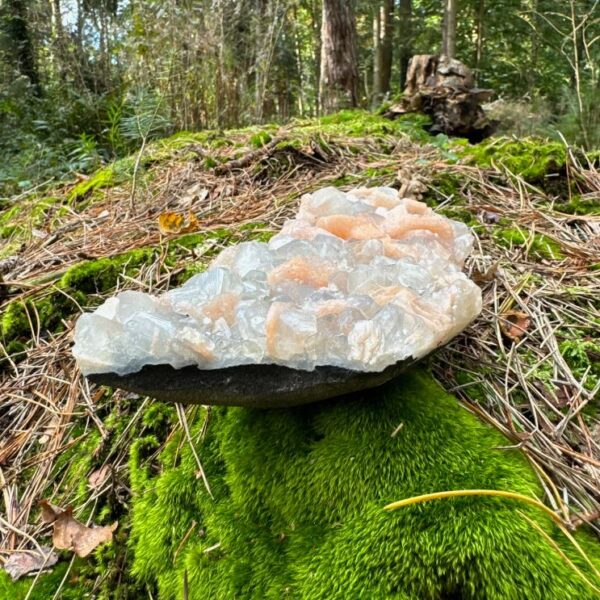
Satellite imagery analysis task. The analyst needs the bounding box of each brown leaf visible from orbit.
[39,500,118,557]
[499,310,531,342]
[88,464,111,490]
[40,500,61,524]
[3,547,58,581]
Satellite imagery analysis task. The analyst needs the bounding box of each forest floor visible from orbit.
[0,110,599,597]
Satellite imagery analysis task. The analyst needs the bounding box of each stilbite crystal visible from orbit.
[73,186,482,375]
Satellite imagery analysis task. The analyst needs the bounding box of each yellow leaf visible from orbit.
[158,211,185,234]
[184,211,200,232]
[158,211,200,235]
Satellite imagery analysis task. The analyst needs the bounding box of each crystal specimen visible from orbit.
[73,187,482,375]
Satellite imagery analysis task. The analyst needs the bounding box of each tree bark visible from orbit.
[373,0,394,105]
[397,0,413,88]
[319,0,359,113]
[441,0,457,58]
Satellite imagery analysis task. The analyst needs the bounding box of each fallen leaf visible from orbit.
[158,211,200,235]
[158,211,185,234]
[88,464,111,490]
[3,546,58,581]
[499,310,530,342]
[471,263,498,283]
[40,500,118,558]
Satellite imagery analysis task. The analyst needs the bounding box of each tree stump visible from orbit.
[385,54,497,142]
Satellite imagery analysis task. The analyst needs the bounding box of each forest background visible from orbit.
[1,0,599,198]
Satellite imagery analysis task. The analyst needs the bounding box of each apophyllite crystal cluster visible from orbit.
[73,186,482,376]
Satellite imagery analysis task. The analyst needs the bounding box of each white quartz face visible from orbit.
[73,187,482,375]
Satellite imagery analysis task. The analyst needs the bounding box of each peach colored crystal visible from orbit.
[73,186,482,375]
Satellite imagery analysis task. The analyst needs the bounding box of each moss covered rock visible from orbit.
[128,368,600,599]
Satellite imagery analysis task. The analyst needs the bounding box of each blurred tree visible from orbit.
[373,0,394,104]
[442,0,458,57]
[319,0,359,112]
[1,0,39,93]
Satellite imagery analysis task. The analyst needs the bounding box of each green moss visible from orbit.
[0,205,21,238]
[203,156,218,169]
[424,170,465,205]
[462,137,567,182]
[0,562,87,600]
[287,110,431,143]
[0,300,34,340]
[59,248,155,294]
[128,369,600,599]
[250,131,273,148]
[68,165,117,201]
[560,339,600,391]
[493,226,565,260]
[557,195,600,216]
[275,139,303,152]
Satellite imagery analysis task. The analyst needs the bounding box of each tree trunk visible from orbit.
[50,0,66,81]
[2,0,40,93]
[473,0,484,83]
[441,0,457,58]
[397,0,413,88]
[319,0,359,113]
[373,0,394,105]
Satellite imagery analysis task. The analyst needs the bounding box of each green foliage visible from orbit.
[128,369,600,599]
[120,89,171,146]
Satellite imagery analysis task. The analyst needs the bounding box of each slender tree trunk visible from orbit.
[319,0,359,113]
[380,0,394,96]
[292,5,306,116]
[50,0,65,80]
[397,0,413,88]
[441,0,457,58]
[473,0,484,83]
[373,5,381,106]
[373,0,394,105]
[310,0,321,114]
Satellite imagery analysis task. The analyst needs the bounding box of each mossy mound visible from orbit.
[461,137,567,183]
[128,368,599,599]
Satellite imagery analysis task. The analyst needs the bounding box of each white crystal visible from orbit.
[73,186,482,375]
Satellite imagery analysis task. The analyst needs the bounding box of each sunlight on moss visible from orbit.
[462,137,567,182]
[127,369,600,599]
